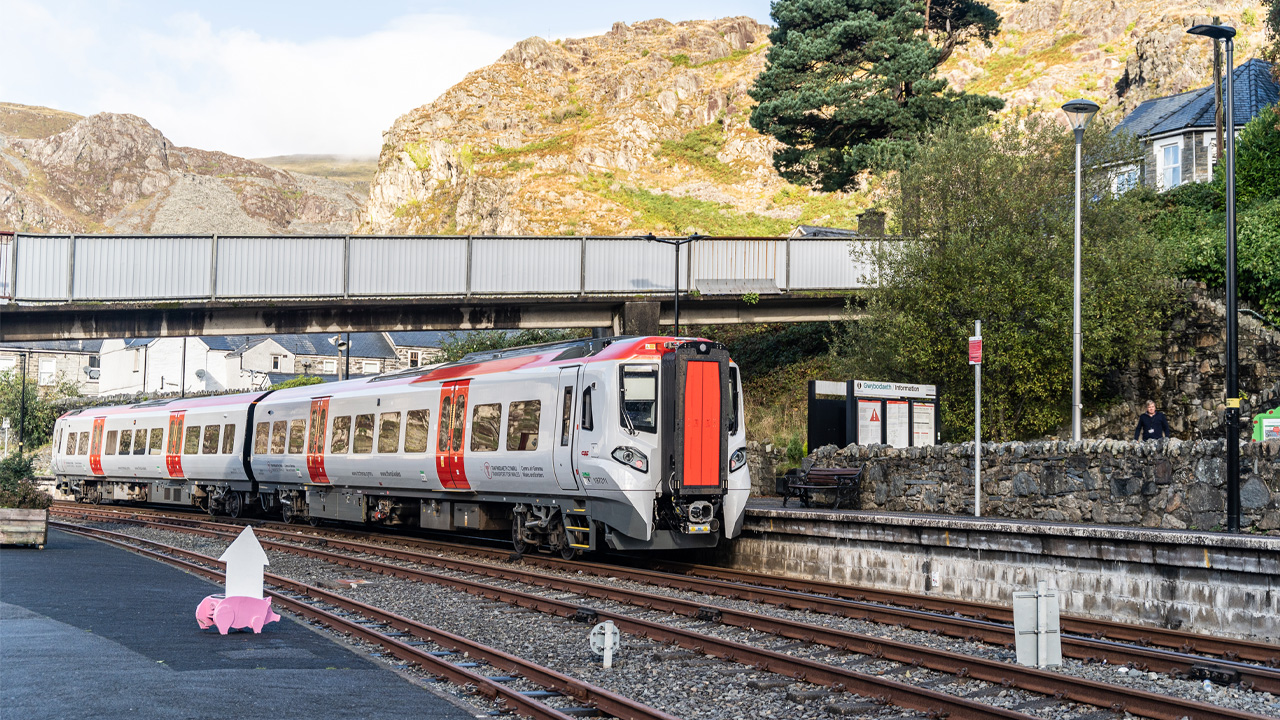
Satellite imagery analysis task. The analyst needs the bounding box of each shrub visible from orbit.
[0,453,50,510]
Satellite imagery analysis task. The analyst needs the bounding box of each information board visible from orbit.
[913,402,936,446]
[858,399,882,445]
[885,400,909,447]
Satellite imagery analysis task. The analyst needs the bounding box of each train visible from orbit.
[52,335,750,556]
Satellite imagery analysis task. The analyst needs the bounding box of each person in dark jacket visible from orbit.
[1134,400,1173,440]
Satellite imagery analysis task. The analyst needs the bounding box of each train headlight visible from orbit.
[729,447,747,472]
[611,446,648,473]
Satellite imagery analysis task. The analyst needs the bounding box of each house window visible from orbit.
[133,349,142,372]
[88,355,100,368]
[323,359,336,374]
[408,351,420,367]
[271,355,282,371]
[0,356,15,372]
[38,358,56,386]
[1157,140,1181,190]
[1111,164,1139,195]
[362,360,379,374]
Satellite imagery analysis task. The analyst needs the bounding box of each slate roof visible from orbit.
[386,331,451,349]
[791,225,861,239]
[0,340,104,353]
[1115,58,1279,139]
[226,333,397,359]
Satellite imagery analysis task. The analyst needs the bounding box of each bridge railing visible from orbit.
[5,234,883,302]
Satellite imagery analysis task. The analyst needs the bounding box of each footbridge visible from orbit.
[0,233,880,341]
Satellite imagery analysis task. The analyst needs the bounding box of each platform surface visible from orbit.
[0,529,475,720]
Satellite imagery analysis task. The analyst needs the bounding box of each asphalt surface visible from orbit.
[0,529,477,720]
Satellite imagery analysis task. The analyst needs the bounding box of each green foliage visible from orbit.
[749,0,1004,190]
[0,370,81,451]
[582,176,792,236]
[742,292,760,305]
[835,119,1174,441]
[658,123,741,182]
[1232,105,1280,205]
[439,329,589,362]
[668,53,691,67]
[272,375,327,389]
[0,453,50,510]
[546,103,589,124]
[480,134,572,160]
[966,34,1086,94]
[404,142,432,171]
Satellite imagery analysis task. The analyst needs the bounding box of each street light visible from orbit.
[1060,98,1099,442]
[637,233,705,336]
[1187,23,1241,532]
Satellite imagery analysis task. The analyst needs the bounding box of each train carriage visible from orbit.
[53,336,750,555]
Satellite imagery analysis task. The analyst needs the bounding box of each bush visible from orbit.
[0,454,50,510]
[1231,104,1280,205]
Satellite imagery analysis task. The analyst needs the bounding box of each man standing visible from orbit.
[1134,400,1173,440]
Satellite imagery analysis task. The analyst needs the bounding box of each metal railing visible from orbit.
[2,233,882,303]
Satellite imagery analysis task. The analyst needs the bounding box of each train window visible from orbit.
[581,388,594,431]
[184,426,201,454]
[437,397,452,452]
[377,412,401,453]
[270,421,287,454]
[134,432,147,455]
[729,367,740,434]
[78,432,89,455]
[254,423,270,454]
[104,430,118,455]
[353,414,375,453]
[331,416,351,454]
[119,430,133,456]
[404,410,430,453]
[222,425,236,454]
[288,420,306,454]
[150,428,164,454]
[167,417,183,455]
[451,394,467,452]
[560,387,573,446]
[203,425,220,454]
[620,365,657,433]
[470,403,501,452]
[507,401,540,451]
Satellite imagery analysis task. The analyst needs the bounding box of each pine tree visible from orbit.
[750,0,1004,191]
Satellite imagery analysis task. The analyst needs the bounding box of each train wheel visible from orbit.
[224,492,243,519]
[280,503,293,524]
[511,517,530,555]
[559,544,579,560]
[307,516,322,527]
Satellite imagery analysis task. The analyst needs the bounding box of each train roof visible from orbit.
[58,390,272,420]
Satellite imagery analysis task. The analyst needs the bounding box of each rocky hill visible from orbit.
[362,4,1269,236]
[0,103,363,234]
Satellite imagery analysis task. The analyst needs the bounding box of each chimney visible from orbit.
[857,210,885,236]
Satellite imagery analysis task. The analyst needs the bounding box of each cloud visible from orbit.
[2,4,514,157]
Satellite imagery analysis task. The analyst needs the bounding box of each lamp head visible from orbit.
[1060,99,1100,131]
[1187,24,1236,40]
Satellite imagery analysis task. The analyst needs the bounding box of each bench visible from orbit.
[781,466,862,510]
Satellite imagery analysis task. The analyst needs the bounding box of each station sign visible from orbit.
[853,380,937,399]
[808,379,940,451]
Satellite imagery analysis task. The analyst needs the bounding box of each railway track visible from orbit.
[53,505,1280,720]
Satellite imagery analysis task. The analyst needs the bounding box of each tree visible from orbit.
[0,369,82,451]
[749,0,1004,191]
[834,118,1175,440]
[439,329,587,362]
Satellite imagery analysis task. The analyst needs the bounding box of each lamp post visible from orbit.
[17,351,29,454]
[1060,98,1100,442]
[1187,23,1240,532]
[638,233,705,337]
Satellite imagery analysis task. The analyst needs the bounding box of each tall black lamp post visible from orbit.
[638,234,705,337]
[17,351,29,454]
[1187,23,1240,532]
[1060,98,1100,442]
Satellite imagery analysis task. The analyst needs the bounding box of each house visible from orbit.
[98,337,251,396]
[0,340,104,395]
[1113,58,1278,192]
[386,331,451,369]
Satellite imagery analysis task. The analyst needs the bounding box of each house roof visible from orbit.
[226,333,397,359]
[1115,58,1279,139]
[0,340,104,353]
[386,331,451,349]
[790,224,861,239]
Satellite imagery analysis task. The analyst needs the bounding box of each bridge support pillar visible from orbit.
[615,301,661,336]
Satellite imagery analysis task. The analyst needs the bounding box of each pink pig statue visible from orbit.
[196,594,281,634]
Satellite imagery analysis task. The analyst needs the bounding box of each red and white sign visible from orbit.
[968,336,982,365]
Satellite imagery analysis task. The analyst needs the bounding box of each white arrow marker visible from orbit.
[219,526,269,599]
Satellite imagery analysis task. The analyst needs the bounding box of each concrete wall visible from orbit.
[808,438,1280,532]
[726,508,1279,642]
[98,339,243,396]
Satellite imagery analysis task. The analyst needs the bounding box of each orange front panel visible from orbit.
[305,398,330,483]
[89,418,105,475]
[682,361,721,487]
[165,412,185,478]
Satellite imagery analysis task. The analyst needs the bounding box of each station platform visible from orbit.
[735,498,1280,644]
[0,529,475,720]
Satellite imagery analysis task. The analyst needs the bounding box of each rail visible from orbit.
[1,233,888,303]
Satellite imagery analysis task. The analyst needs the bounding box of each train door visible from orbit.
[553,367,580,491]
[165,411,185,478]
[682,359,722,488]
[305,397,330,483]
[435,380,471,489]
[88,418,105,475]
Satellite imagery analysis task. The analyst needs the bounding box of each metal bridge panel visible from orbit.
[217,236,345,297]
[789,239,874,289]
[14,235,70,300]
[690,239,786,290]
[470,237,580,294]
[348,237,467,296]
[73,236,212,300]
[0,234,12,299]
[583,238,680,293]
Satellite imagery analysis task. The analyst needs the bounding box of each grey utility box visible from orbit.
[1013,581,1062,668]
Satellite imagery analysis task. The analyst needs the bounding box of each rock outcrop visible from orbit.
[0,105,362,234]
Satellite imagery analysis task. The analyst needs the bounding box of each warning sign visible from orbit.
[969,336,982,365]
[858,399,882,445]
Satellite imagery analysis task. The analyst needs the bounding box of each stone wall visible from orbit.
[809,438,1280,533]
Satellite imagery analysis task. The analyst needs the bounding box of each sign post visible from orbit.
[970,322,983,517]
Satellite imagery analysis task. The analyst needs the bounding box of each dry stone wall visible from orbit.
[806,438,1280,533]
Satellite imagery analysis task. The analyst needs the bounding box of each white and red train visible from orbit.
[52,336,750,555]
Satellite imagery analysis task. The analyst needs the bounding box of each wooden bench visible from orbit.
[781,466,862,510]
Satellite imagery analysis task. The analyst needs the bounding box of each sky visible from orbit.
[2,1,772,158]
